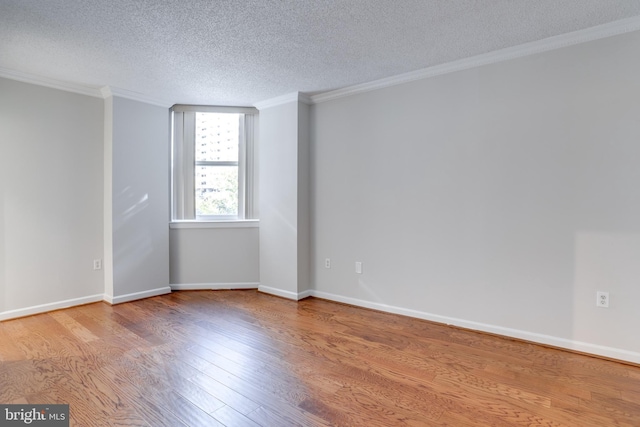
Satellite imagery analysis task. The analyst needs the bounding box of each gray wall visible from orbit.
[169,226,259,287]
[297,102,311,295]
[106,96,170,302]
[311,31,640,362]
[259,98,311,299]
[0,78,172,316]
[0,78,104,318]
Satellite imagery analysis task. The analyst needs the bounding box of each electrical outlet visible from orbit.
[325,258,331,269]
[355,261,362,274]
[596,291,609,308]
[93,259,102,270]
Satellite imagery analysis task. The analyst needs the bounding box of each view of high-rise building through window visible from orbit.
[171,105,255,221]
[194,112,240,217]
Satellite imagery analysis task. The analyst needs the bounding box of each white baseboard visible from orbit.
[0,294,105,321]
[297,289,313,300]
[104,286,172,305]
[5,286,637,364]
[258,285,311,301]
[170,282,259,291]
[309,290,640,365]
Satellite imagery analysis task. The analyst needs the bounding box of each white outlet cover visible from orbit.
[596,291,609,308]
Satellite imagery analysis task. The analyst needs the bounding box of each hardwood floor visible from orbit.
[1,290,639,426]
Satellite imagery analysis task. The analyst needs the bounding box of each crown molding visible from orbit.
[254,91,311,110]
[310,15,640,104]
[100,86,173,108]
[0,67,103,98]
[0,67,173,107]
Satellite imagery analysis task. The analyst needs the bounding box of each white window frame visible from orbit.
[171,104,258,222]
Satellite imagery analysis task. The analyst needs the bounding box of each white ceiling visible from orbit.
[2,1,640,107]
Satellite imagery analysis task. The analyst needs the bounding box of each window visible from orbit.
[171,105,258,221]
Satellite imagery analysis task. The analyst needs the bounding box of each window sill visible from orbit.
[170,219,259,229]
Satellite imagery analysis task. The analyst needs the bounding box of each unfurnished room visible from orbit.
[1,1,640,426]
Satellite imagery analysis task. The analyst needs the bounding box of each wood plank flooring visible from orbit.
[1,290,639,426]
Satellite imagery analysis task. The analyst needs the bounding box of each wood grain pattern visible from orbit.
[1,290,639,426]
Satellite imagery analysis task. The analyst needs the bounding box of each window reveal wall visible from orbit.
[105,96,171,303]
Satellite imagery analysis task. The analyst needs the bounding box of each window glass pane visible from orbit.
[195,112,239,162]
[195,165,239,216]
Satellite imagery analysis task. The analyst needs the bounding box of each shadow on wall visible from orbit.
[113,186,153,283]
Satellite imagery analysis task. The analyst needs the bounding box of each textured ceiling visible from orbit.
[2,1,640,106]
